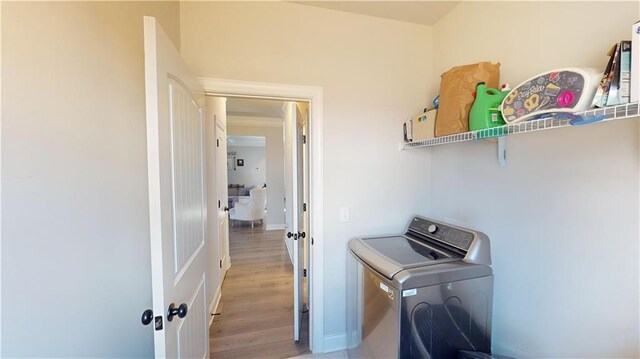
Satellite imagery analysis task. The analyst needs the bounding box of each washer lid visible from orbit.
[363,236,455,265]
[349,235,460,279]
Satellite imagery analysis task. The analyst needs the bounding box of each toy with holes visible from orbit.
[500,68,601,124]
[469,82,511,131]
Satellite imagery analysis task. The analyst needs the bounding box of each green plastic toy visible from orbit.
[469,82,509,131]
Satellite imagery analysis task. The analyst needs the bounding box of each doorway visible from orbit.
[141,18,324,357]
[202,78,324,354]
[208,95,312,357]
[227,135,267,228]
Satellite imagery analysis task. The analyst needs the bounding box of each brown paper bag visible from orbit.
[435,62,500,137]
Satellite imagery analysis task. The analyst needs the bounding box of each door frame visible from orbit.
[199,77,324,353]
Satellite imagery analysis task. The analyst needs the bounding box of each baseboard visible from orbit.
[284,237,293,264]
[221,255,231,278]
[347,330,359,349]
[266,223,285,231]
[224,260,231,277]
[323,333,348,353]
[208,285,222,327]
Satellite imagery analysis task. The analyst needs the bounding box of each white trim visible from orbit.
[323,333,348,353]
[199,77,325,353]
[202,78,322,100]
[284,237,294,264]
[208,285,222,327]
[224,258,231,274]
[0,2,4,353]
[348,330,359,349]
[228,115,283,128]
[266,223,286,231]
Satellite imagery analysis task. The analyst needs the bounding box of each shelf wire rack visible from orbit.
[401,102,640,150]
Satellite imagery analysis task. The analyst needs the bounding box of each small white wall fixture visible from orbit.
[199,77,325,353]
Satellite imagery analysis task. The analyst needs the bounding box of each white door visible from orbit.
[205,96,227,314]
[213,98,230,277]
[144,16,209,358]
[300,107,311,313]
[285,102,305,341]
[294,105,308,338]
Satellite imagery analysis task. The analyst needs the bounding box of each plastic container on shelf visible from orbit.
[500,67,601,124]
[469,82,510,131]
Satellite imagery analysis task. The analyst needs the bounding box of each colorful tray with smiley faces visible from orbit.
[500,68,601,124]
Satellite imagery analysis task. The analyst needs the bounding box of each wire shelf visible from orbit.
[401,102,640,150]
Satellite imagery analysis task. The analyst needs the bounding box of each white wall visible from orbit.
[227,119,286,229]
[227,145,267,188]
[430,2,639,357]
[180,2,434,347]
[2,2,180,357]
[4,1,635,357]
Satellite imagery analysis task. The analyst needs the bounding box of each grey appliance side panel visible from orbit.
[465,231,492,266]
[349,266,400,359]
[400,275,494,359]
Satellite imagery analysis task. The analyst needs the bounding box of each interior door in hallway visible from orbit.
[205,95,228,310]
[295,104,310,335]
[285,102,307,341]
[299,104,311,313]
[143,16,208,358]
[214,97,230,278]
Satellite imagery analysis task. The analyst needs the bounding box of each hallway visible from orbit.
[210,223,309,358]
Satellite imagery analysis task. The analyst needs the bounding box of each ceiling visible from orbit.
[226,97,285,119]
[293,1,461,26]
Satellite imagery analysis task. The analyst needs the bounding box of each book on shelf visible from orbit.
[619,40,631,104]
[593,40,633,108]
[593,43,618,108]
[631,20,640,103]
[605,42,621,106]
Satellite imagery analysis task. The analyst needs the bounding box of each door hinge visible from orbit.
[219,260,222,268]
[302,135,307,144]
[217,139,220,147]
[303,203,307,212]
[303,269,307,277]
[218,200,221,208]
[311,237,314,245]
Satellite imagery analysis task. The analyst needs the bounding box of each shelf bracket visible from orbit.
[497,136,506,168]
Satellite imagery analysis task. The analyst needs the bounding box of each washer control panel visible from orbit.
[408,217,474,251]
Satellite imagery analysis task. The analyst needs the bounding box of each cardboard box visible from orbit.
[403,118,413,142]
[412,110,436,141]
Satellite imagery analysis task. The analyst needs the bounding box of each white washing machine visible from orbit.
[348,216,494,359]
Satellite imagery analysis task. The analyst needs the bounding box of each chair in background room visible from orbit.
[229,187,267,228]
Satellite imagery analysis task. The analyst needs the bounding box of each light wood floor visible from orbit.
[210,222,309,359]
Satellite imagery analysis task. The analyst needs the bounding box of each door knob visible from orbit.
[141,309,153,326]
[298,232,306,238]
[223,207,229,212]
[167,303,188,322]
[287,232,293,238]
